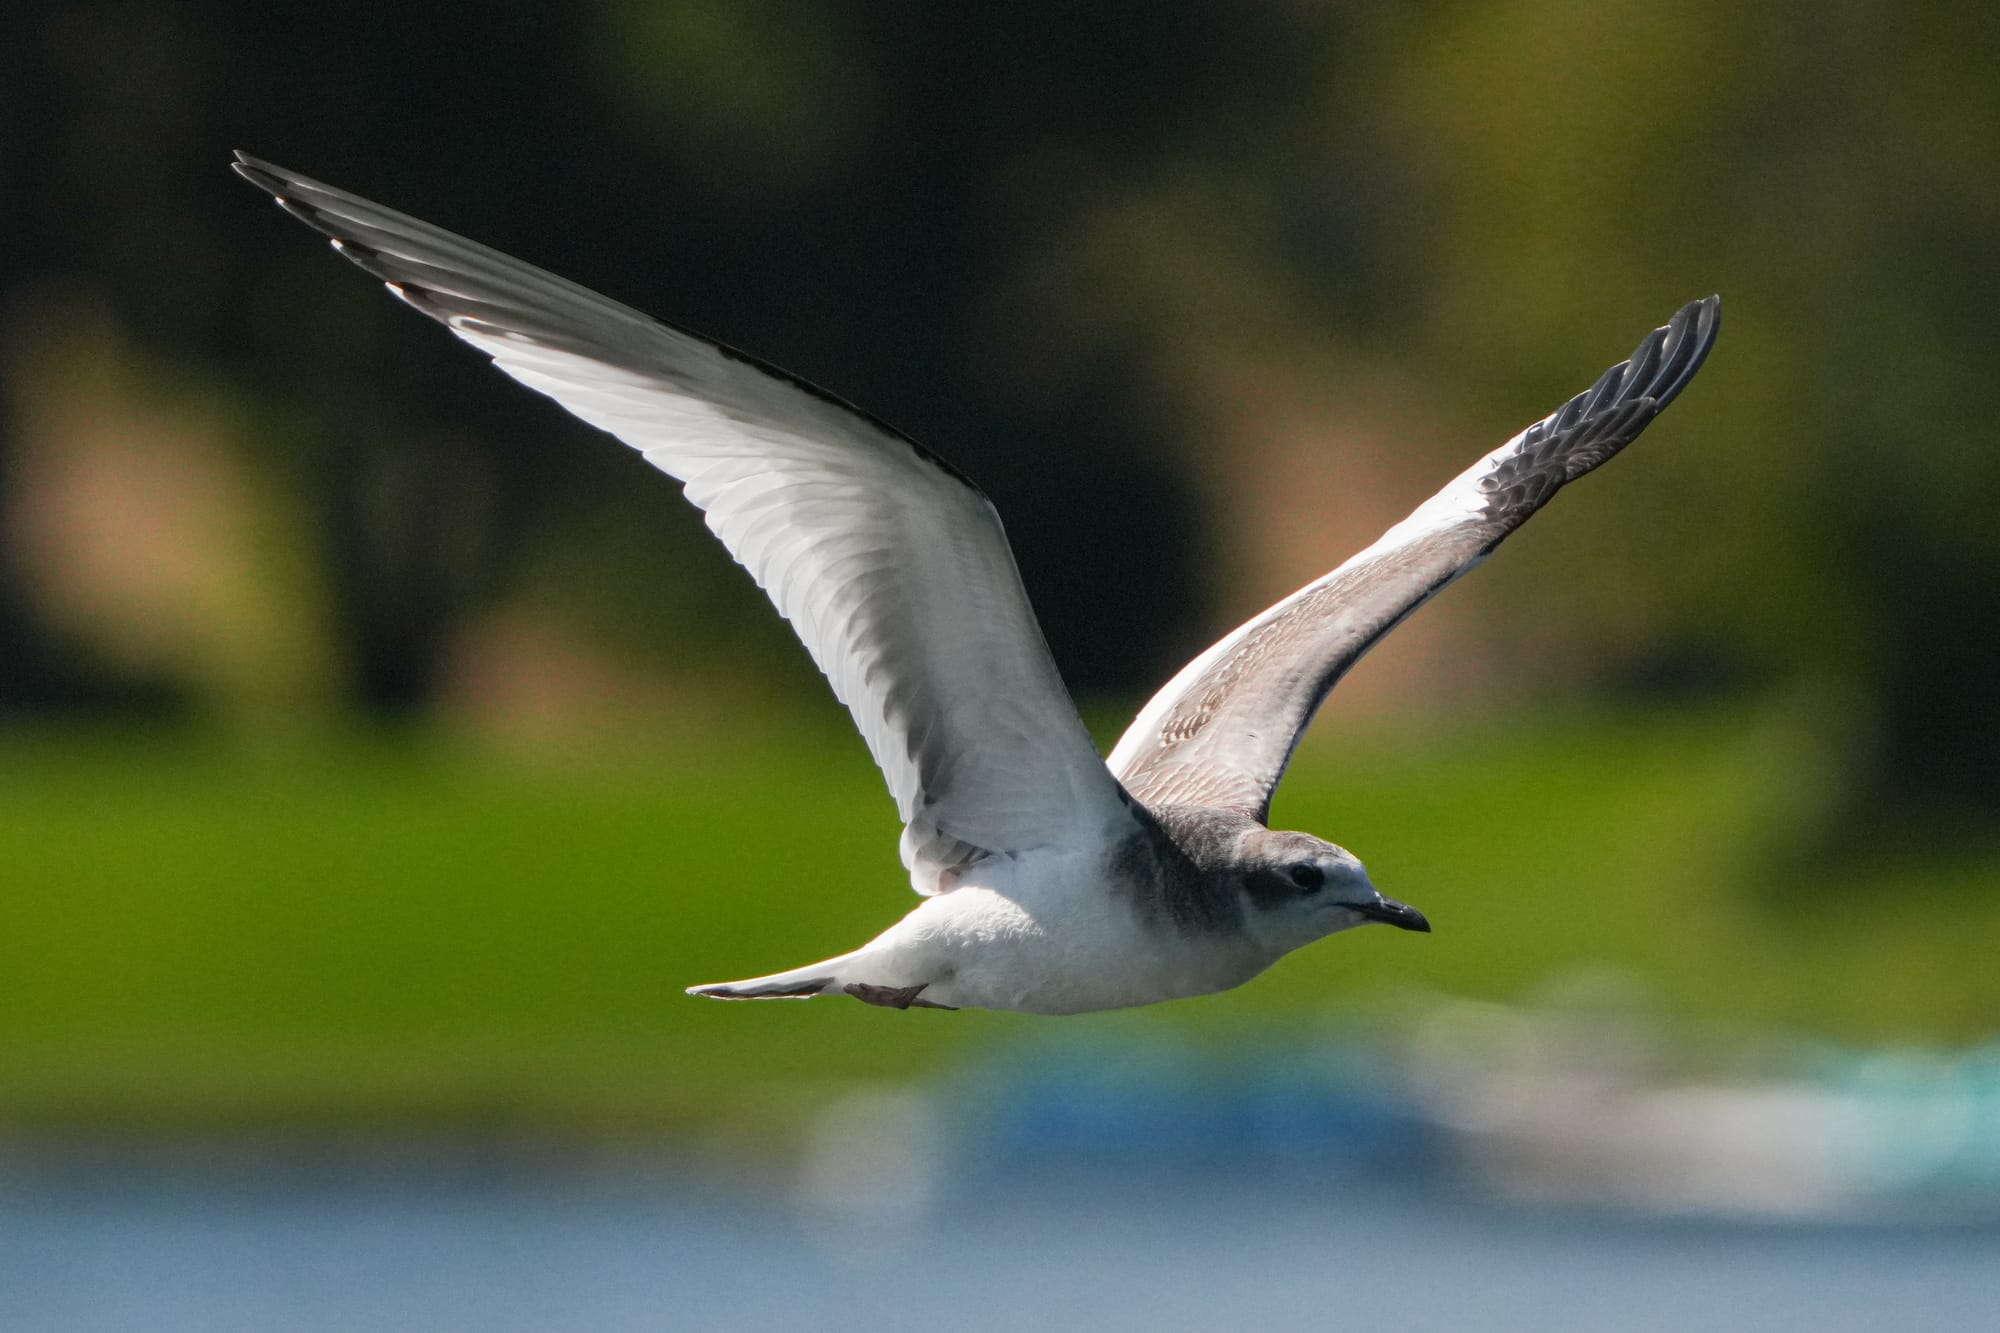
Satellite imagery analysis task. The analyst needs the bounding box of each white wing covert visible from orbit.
[235,154,1133,891]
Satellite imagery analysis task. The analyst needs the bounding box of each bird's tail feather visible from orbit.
[686,954,855,1001]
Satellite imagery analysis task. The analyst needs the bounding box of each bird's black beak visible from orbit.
[1353,896,1431,933]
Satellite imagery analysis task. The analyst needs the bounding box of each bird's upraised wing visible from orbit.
[1108,297,1721,819]
[235,153,1134,890]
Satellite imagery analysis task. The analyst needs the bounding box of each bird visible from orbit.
[234,152,1719,1016]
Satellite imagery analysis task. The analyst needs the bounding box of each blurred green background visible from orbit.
[1,0,1997,1142]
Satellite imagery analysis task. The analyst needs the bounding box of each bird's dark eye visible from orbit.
[1288,863,1324,891]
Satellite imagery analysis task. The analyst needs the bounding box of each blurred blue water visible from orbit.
[1,1147,1994,1333]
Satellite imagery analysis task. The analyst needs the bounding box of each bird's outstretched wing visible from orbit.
[235,153,1134,890]
[1108,296,1721,819]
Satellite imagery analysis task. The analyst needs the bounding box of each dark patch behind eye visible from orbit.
[1243,866,1294,907]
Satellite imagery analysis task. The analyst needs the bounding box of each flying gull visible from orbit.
[234,153,1719,1016]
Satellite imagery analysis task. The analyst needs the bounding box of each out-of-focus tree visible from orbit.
[963,1,2000,836]
[1375,2,2000,832]
[8,0,1256,717]
[2,0,1997,841]
[0,0,122,710]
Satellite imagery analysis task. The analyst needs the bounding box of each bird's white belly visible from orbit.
[862,858,1265,1015]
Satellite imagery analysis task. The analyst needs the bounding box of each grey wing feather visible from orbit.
[1108,297,1720,819]
[234,153,1134,890]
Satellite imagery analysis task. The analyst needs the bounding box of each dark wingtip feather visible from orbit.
[1576,294,1721,427]
[1638,295,1721,410]
[272,194,327,229]
[1476,297,1720,520]
[231,152,289,197]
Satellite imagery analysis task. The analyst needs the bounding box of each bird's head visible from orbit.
[1234,829,1430,954]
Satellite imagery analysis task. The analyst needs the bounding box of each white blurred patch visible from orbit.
[794,1084,943,1257]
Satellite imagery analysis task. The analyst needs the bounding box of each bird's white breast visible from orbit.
[868,848,1267,1015]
